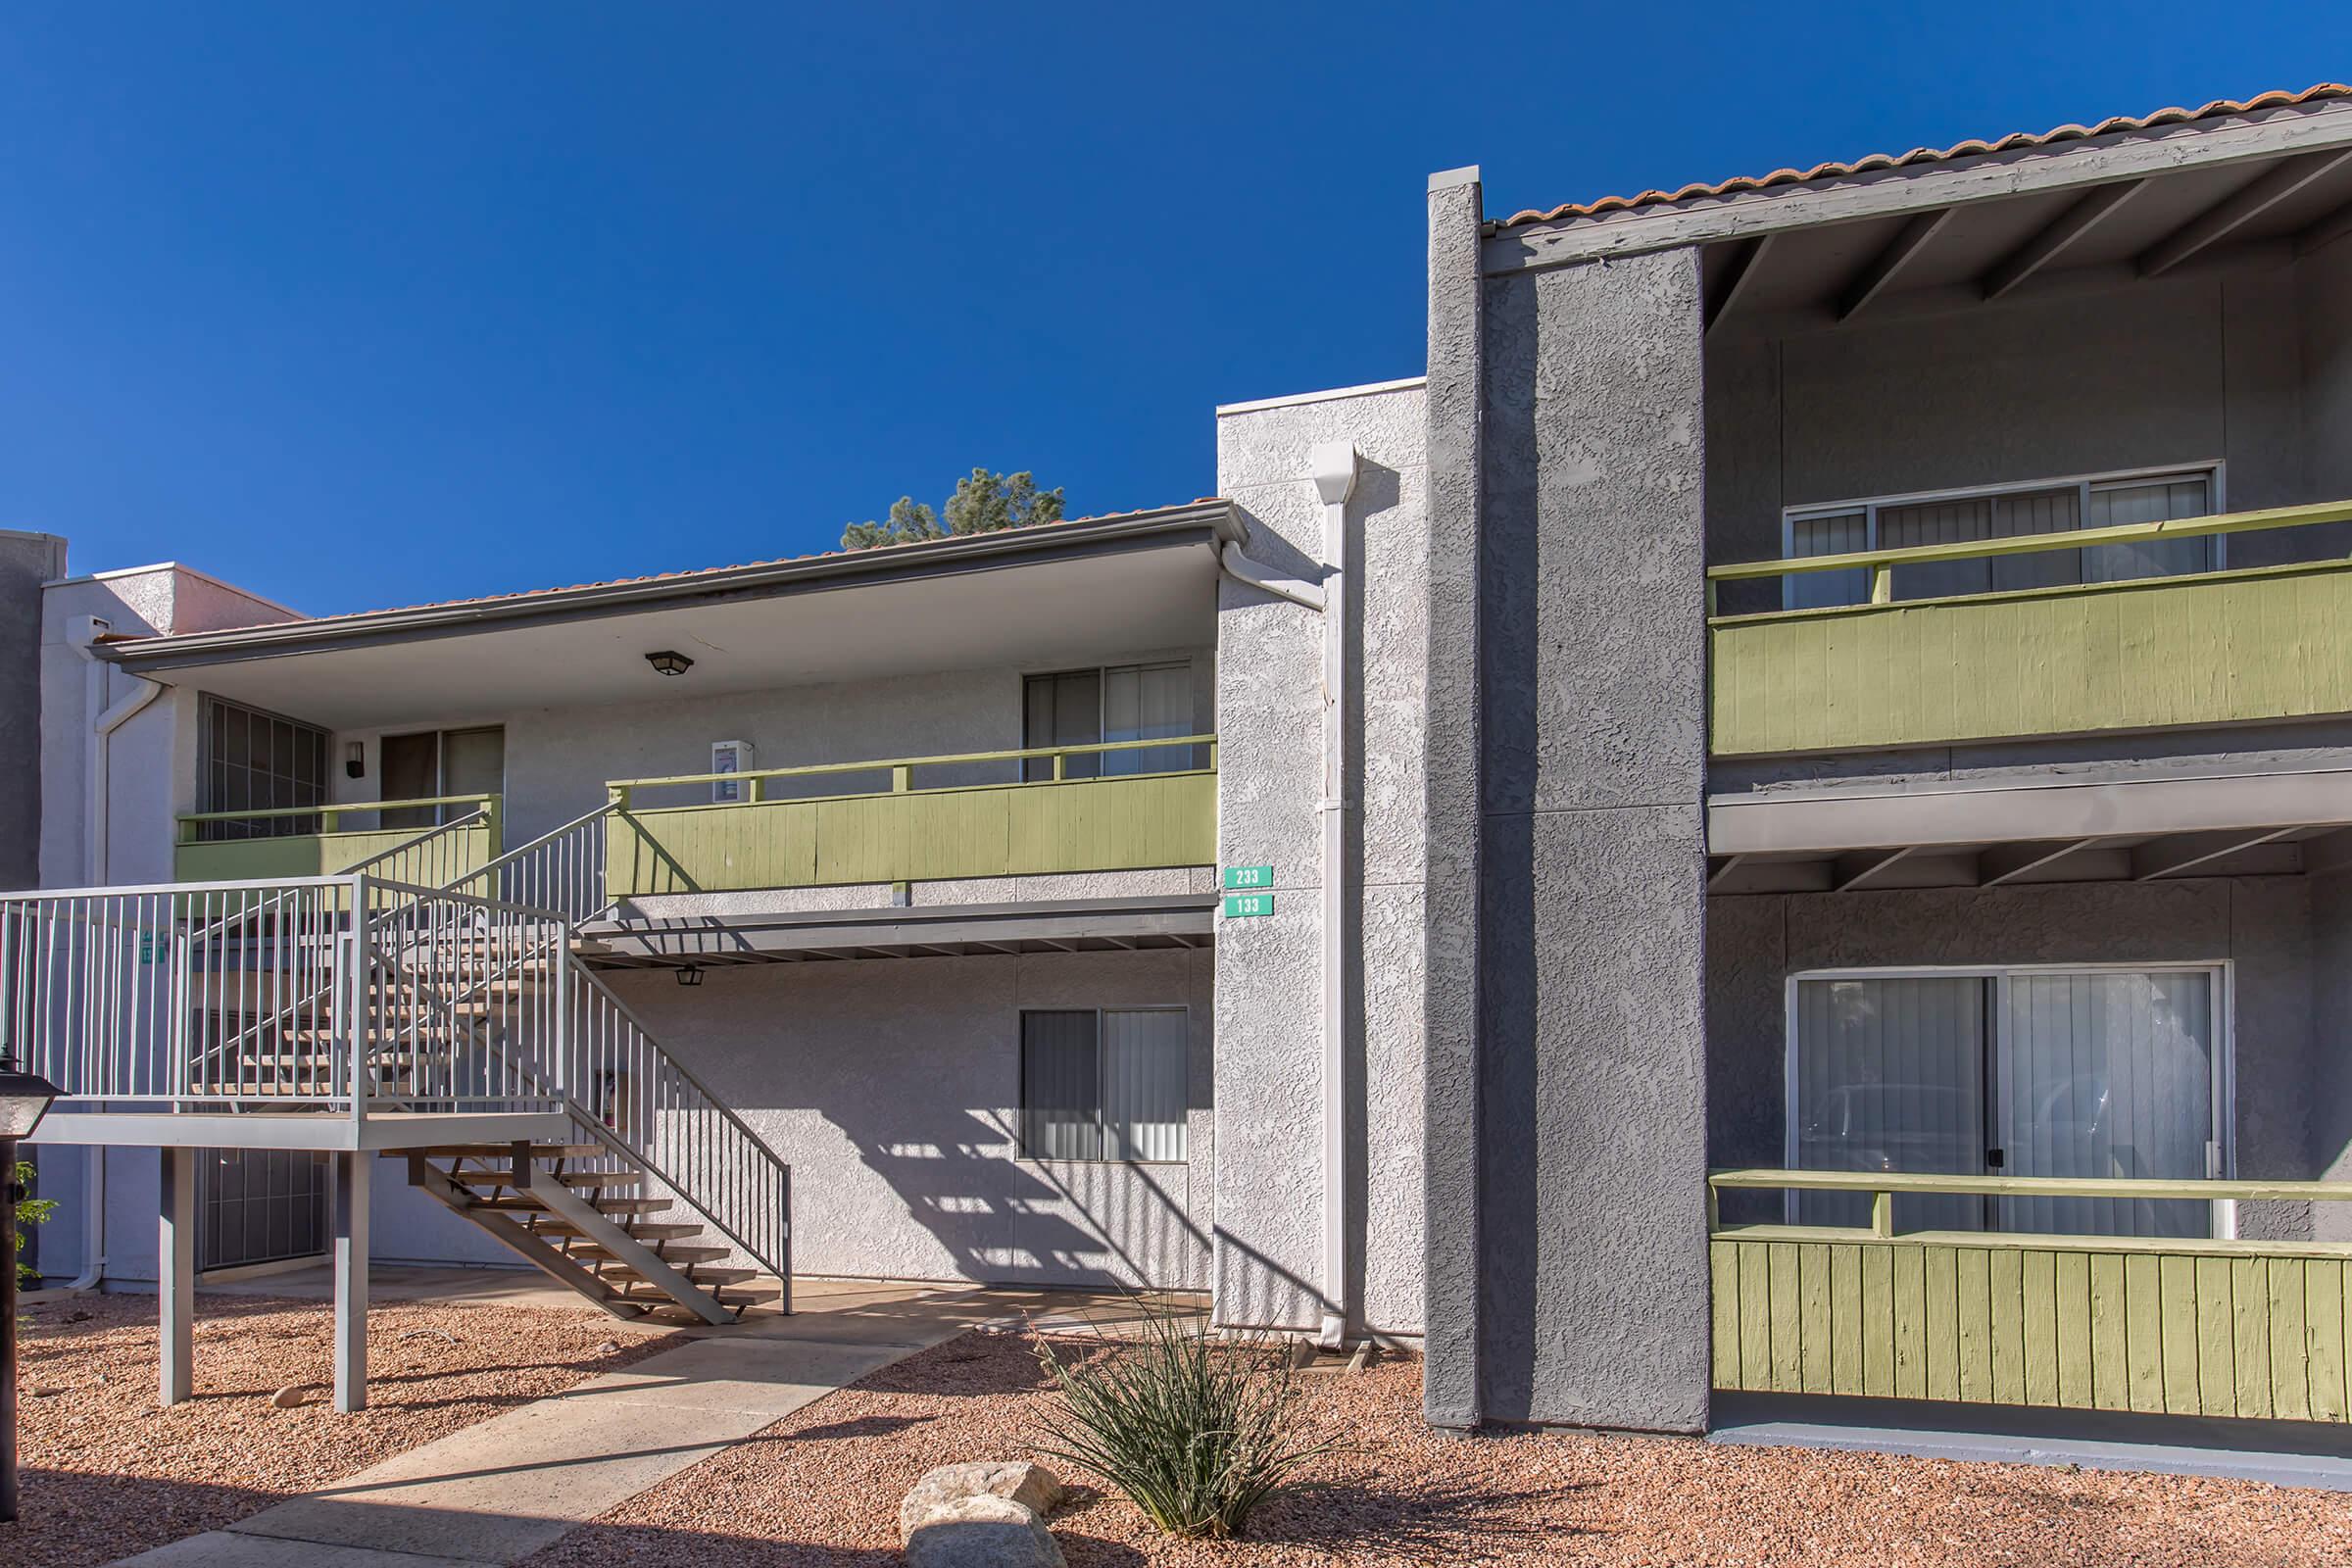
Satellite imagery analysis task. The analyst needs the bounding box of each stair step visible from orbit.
[534,1221,705,1242]
[617,1283,779,1306]
[689,1267,759,1286]
[449,1169,643,1193]
[416,1142,610,1160]
[569,1242,727,1264]
[469,1195,672,1216]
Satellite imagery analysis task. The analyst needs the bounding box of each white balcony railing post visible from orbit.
[349,873,372,1128]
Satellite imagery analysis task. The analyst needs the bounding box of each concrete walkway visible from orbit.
[112,1275,1135,1568]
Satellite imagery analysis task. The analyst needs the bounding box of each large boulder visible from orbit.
[898,1462,1064,1542]
[901,1494,1066,1568]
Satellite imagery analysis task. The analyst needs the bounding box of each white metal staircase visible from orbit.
[4,806,791,1324]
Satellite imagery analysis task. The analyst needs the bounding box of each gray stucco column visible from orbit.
[1480,246,1711,1432]
[1421,165,1486,1429]
[0,531,66,893]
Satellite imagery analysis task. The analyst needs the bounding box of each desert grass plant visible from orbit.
[1030,1300,1342,1540]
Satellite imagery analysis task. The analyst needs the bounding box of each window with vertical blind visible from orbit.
[1022,662,1199,780]
[1019,1008,1189,1161]
[1783,466,2221,609]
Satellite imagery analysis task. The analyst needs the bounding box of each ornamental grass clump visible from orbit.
[1031,1304,1340,1540]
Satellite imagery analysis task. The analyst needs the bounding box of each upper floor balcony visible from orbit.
[170,736,1220,915]
[1706,497,2352,758]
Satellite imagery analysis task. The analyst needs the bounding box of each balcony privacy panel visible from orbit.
[1793,977,1985,1232]
[1997,971,2214,1239]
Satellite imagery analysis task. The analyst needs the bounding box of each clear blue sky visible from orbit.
[2,3,2345,613]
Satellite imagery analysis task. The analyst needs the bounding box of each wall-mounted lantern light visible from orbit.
[646,651,694,677]
[345,741,366,780]
[675,965,705,988]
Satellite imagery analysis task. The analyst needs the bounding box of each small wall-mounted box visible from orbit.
[710,739,755,804]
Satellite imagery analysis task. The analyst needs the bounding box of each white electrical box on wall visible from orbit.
[710,740,755,803]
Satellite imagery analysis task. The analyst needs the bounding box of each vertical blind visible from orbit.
[1783,470,2215,609]
[1021,1008,1188,1161]
[199,697,329,841]
[1023,662,1197,779]
[1792,968,2221,1239]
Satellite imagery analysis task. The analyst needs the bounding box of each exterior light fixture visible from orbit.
[1,1048,62,1525]
[646,651,694,677]
[675,965,705,988]
[345,741,366,780]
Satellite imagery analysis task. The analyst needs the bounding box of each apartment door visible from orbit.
[380,726,505,828]
[1789,966,2224,1239]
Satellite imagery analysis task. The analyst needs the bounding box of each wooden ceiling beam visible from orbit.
[1981,179,2146,299]
[2139,147,2352,275]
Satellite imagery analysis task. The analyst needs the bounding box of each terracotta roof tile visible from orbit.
[1497,84,2352,228]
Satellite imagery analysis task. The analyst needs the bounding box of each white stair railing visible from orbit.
[453,805,612,926]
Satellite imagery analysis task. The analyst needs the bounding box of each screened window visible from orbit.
[1784,468,2219,609]
[198,697,329,841]
[1020,1008,1188,1161]
[1022,662,1198,780]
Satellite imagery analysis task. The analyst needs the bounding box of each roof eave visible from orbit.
[1487,94,2352,274]
[105,500,1245,672]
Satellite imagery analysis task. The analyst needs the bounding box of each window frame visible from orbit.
[1020,660,1200,781]
[1780,462,2228,611]
[197,695,331,841]
[1016,1004,1192,1165]
[1779,960,2236,1230]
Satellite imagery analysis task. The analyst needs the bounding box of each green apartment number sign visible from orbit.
[1222,865,1274,918]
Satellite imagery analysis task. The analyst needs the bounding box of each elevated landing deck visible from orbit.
[29,1108,571,1152]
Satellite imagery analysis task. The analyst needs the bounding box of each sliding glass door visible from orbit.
[1789,966,2225,1238]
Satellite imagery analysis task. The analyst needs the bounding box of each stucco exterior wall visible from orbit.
[1705,259,2344,615]
[326,650,1215,855]
[2305,233,2352,502]
[2309,862,2352,1241]
[1210,378,1429,1341]
[1475,249,1711,1432]
[591,948,1215,1287]
[1707,878,2318,1240]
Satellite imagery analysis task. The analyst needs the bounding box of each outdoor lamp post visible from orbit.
[0,1048,62,1526]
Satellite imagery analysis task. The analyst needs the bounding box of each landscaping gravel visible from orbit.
[7,1290,676,1568]
[525,1326,2352,1568]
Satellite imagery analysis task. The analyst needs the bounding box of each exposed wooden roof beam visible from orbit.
[2131,825,2298,880]
[1704,234,1774,333]
[2139,148,2352,275]
[1833,847,1915,892]
[1978,837,2105,887]
[1838,210,1954,320]
[1981,180,2146,299]
[1705,854,1746,890]
[2296,197,2352,256]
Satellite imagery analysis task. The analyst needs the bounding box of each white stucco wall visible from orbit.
[580,947,1216,1288]
[1210,378,1430,1340]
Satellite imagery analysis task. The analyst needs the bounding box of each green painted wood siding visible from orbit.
[1709,1235,2352,1420]
[607,769,1218,897]
[1710,559,2352,756]
[173,822,498,884]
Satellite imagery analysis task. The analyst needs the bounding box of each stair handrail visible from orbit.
[563,955,792,1280]
[450,803,613,925]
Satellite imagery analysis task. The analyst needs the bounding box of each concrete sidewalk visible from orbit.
[111,1277,1125,1568]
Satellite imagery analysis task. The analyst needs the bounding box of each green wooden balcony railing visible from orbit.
[1707,497,2352,756]
[604,735,1218,898]
[1708,1168,2352,1423]
[172,794,502,885]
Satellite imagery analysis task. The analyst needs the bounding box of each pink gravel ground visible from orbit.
[524,1326,2352,1568]
[6,1290,677,1568]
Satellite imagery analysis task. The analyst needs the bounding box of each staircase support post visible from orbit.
[158,1147,195,1406]
[330,1150,370,1412]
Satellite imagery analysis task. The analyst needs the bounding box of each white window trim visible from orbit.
[1016,1003,1193,1167]
[1780,461,2229,610]
[1779,960,2236,1229]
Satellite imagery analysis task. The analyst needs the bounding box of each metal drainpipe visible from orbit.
[1305,441,1357,1350]
[63,617,167,1292]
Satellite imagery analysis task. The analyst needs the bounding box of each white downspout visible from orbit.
[64,615,167,1291]
[1305,441,1356,1350]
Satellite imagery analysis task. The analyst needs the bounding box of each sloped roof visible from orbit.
[1498,84,2352,228]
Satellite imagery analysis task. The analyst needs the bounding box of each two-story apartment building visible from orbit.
[15,80,2352,1467]
[1421,83,2352,1444]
